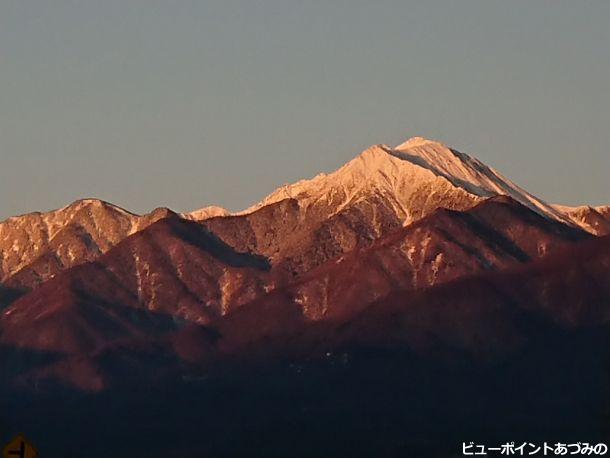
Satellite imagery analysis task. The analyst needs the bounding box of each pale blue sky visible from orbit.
[1,1,609,219]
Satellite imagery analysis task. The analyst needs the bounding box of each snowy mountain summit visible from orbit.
[2,135,608,291]
[242,136,571,227]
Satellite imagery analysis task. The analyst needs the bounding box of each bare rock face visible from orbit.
[0,200,176,288]
[554,204,610,236]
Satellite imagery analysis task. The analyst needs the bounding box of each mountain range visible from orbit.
[1,136,609,457]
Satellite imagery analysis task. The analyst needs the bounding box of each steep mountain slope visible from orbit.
[2,136,598,292]
[554,204,610,236]
[1,216,271,357]
[241,137,570,225]
[4,200,597,394]
[202,191,589,306]
[0,199,175,287]
[203,193,410,278]
[209,197,589,351]
[189,230,610,370]
[0,196,589,391]
[0,135,606,457]
[0,218,273,390]
[9,246,609,458]
[200,197,358,278]
[192,137,583,277]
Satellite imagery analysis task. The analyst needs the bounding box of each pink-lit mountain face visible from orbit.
[1,137,604,291]
[0,134,610,389]
[2,136,610,458]
[0,137,610,382]
[0,200,176,289]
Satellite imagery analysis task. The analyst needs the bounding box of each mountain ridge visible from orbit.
[0,195,591,390]
[0,199,176,283]
[1,134,609,458]
[1,136,608,294]
[237,137,572,226]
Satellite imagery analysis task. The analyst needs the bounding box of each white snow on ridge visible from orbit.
[392,137,571,223]
[552,204,610,235]
[182,206,230,221]
[239,136,573,226]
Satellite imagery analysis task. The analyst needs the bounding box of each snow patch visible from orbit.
[237,136,572,228]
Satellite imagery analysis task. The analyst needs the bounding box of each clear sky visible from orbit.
[1,1,609,220]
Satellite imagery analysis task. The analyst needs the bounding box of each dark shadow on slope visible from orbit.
[390,148,497,198]
[0,285,25,310]
[159,217,271,270]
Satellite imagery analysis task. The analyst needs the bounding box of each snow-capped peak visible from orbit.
[241,136,571,226]
[390,137,569,222]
